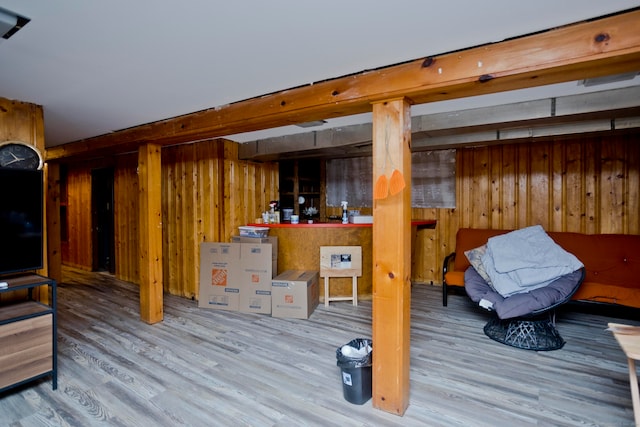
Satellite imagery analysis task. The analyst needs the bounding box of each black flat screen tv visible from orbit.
[0,168,43,275]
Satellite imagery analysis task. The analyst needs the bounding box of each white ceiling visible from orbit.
[1,1,639,148]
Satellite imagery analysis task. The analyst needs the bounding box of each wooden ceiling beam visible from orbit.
[46,9,640,161]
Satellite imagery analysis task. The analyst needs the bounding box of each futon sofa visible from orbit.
[443,228,640,310]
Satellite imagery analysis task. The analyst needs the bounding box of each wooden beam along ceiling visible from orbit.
[46,9,640,161]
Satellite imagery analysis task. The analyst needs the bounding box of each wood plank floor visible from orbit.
[1,267,639,426]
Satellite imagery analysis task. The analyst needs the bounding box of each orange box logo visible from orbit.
[211,269,228,286]
[251,274,260,283]
[285,294,294,304]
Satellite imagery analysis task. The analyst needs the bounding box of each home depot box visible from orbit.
[231,236,278,276]
[238,243,273,314]
[199,242,241,311]
[271,270,319,319]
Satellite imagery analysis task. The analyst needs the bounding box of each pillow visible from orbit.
[464,244,493,285]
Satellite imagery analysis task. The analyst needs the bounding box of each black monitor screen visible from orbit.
[0,168,43,275]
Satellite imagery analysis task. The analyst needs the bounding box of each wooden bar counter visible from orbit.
[249,220,435,302]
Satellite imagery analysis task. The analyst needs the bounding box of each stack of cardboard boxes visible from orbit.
[199,237,319,319]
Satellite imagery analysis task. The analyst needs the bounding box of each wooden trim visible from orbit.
[46,10,640,161]
[138,144,163,324]
[45,163,62,282]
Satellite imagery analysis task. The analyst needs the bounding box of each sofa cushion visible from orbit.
[572,281,640,308]
[444,270,465,287]
[549,232,640,289]
[465,266,584,319]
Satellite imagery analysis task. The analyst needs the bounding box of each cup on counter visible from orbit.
[290,215,299,224]
[282,208,294,221]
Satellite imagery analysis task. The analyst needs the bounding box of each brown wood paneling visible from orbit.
[564,140,584,232]
[551,142,564,231]
[0,98,44,151]
[114,154,139,284]
[161,139,279,300]
[63,164,93,270]
[584,140,599,234]
[627,139,640,235]
[57,132,639,298]
[418,134,640,288]
[601,140,625,234]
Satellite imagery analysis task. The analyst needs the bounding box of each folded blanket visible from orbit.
[481,225,583,297]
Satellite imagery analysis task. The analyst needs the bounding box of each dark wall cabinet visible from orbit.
[279,159,325,220]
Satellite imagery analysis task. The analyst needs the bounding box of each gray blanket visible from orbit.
[481,225,583,297]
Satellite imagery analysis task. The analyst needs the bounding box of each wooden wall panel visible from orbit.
[59,138,277,300]
[113,154,139,284]
[163,144,195,298]
[584,141,599,234]
[415,133,640,287]
[162,139,279,299]
[564,141,583,232]
[57,131,639,296]
[500,145,517,229]
[627,141,640,235]
[63,165,93,270]
[0,98,44,152]
[223,141,240,240]
[600,141,625,234]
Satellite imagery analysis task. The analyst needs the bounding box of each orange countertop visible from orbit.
[248,219,436,228]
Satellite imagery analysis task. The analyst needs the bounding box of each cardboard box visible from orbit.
[231,236,278,263]
[238,243,273,314]
[199,243,241,311]
[271,270,319,319]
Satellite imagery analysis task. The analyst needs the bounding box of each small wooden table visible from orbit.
[608,322,640,426]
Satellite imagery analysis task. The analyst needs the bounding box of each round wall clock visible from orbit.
[0,141,43,170]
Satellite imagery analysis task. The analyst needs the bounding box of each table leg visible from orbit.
[628,357,640,426]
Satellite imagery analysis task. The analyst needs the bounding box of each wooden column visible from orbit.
[371,98,412,415]
[138,144,163,324]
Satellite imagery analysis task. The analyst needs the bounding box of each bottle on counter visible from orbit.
[341,201,349,224]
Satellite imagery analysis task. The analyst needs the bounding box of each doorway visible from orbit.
[92,168,115,273]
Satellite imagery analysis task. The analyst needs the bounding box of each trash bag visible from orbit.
[336,338,373,368]
[336,338,373,404]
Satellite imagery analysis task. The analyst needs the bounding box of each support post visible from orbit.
[371,98,412,415]
[138,143,163,324]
